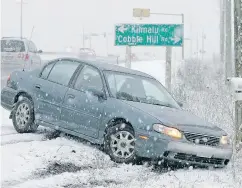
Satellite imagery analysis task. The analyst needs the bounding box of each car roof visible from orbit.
[51,57,155,79]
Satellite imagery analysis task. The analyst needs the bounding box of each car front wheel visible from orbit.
[104,123,136,163]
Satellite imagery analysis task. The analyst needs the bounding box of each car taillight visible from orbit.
[7,74,13,88]
[25,54,29,61]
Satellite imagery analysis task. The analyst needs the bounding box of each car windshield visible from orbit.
[1,40,25,52]
[105,71,180,108]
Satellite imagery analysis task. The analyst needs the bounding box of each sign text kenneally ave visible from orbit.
[115,24,184,46]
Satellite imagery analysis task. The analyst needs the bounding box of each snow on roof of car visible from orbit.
[54,57,154,79]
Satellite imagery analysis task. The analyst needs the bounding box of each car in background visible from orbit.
[1,57,232,167]
[78,48,96,58]
[1,37,42,67]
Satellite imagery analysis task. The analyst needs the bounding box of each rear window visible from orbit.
[1,40,25,52]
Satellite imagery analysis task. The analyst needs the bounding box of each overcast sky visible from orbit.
[1,0,220,58]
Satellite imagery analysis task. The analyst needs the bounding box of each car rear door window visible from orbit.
[47,60,80,86]
[74,65,103,91]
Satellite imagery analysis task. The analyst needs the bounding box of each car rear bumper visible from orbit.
[1,87,17,111]
[135,132,233,167]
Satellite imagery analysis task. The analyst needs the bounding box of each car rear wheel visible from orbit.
[12,97,38,133]
[104,123,136,163]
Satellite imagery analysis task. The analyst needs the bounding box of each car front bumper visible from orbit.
[135,132,233,167]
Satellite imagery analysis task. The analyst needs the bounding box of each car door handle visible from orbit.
[67,94,75,99]
[35,84,41,89]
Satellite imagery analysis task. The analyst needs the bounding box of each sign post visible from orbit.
[125,46,132,69]
[114,23,183,91]
[166,47,172,91]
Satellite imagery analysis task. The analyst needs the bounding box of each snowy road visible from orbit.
[1,107,241,188]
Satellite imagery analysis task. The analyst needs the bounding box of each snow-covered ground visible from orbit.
[1,106,241,188]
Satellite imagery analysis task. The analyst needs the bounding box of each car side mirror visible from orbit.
[37,50,43,53]
[178,102,183,107]
[87,88,105,99]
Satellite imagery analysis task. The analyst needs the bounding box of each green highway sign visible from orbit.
[115,24,184,46]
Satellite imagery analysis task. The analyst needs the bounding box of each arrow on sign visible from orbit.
[171,36,182,44]
[118,25,128,33]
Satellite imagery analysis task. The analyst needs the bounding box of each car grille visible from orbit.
[184,132,220,146]
[174,153,226,165]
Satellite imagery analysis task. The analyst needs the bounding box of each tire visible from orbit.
[104,122,137,164]
[12,96,38,133]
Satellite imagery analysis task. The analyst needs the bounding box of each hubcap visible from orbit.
[110,131,135,159]
[15,103,30,128]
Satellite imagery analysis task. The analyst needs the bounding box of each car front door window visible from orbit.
[74,65,103,92]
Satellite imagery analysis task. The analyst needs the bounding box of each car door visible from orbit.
[33,59,80,127]
[61,64,106,138]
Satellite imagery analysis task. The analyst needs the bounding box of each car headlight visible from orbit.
[220,135,229,145]
[153,124,182,139]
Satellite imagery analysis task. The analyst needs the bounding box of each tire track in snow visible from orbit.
[1,133,19,136]
[1,129,62,146]
[1,139,44,146]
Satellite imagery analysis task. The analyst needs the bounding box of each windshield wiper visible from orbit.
[116,92,174,108]
[151,102,174,108]
[116,92,141,102]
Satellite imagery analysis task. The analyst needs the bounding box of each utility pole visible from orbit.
[16,0,27,38]
[181,14,185,60]
[220,0,225,63]
[201,31,205,60]
[190,24,193,58]
[20,0,23,38]
[233,0,242,143]
[196,33,199,60]
[225,0,232,79]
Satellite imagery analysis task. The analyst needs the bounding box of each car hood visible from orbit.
[122,100,226,137]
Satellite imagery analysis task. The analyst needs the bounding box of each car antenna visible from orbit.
[22,26,35,72]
